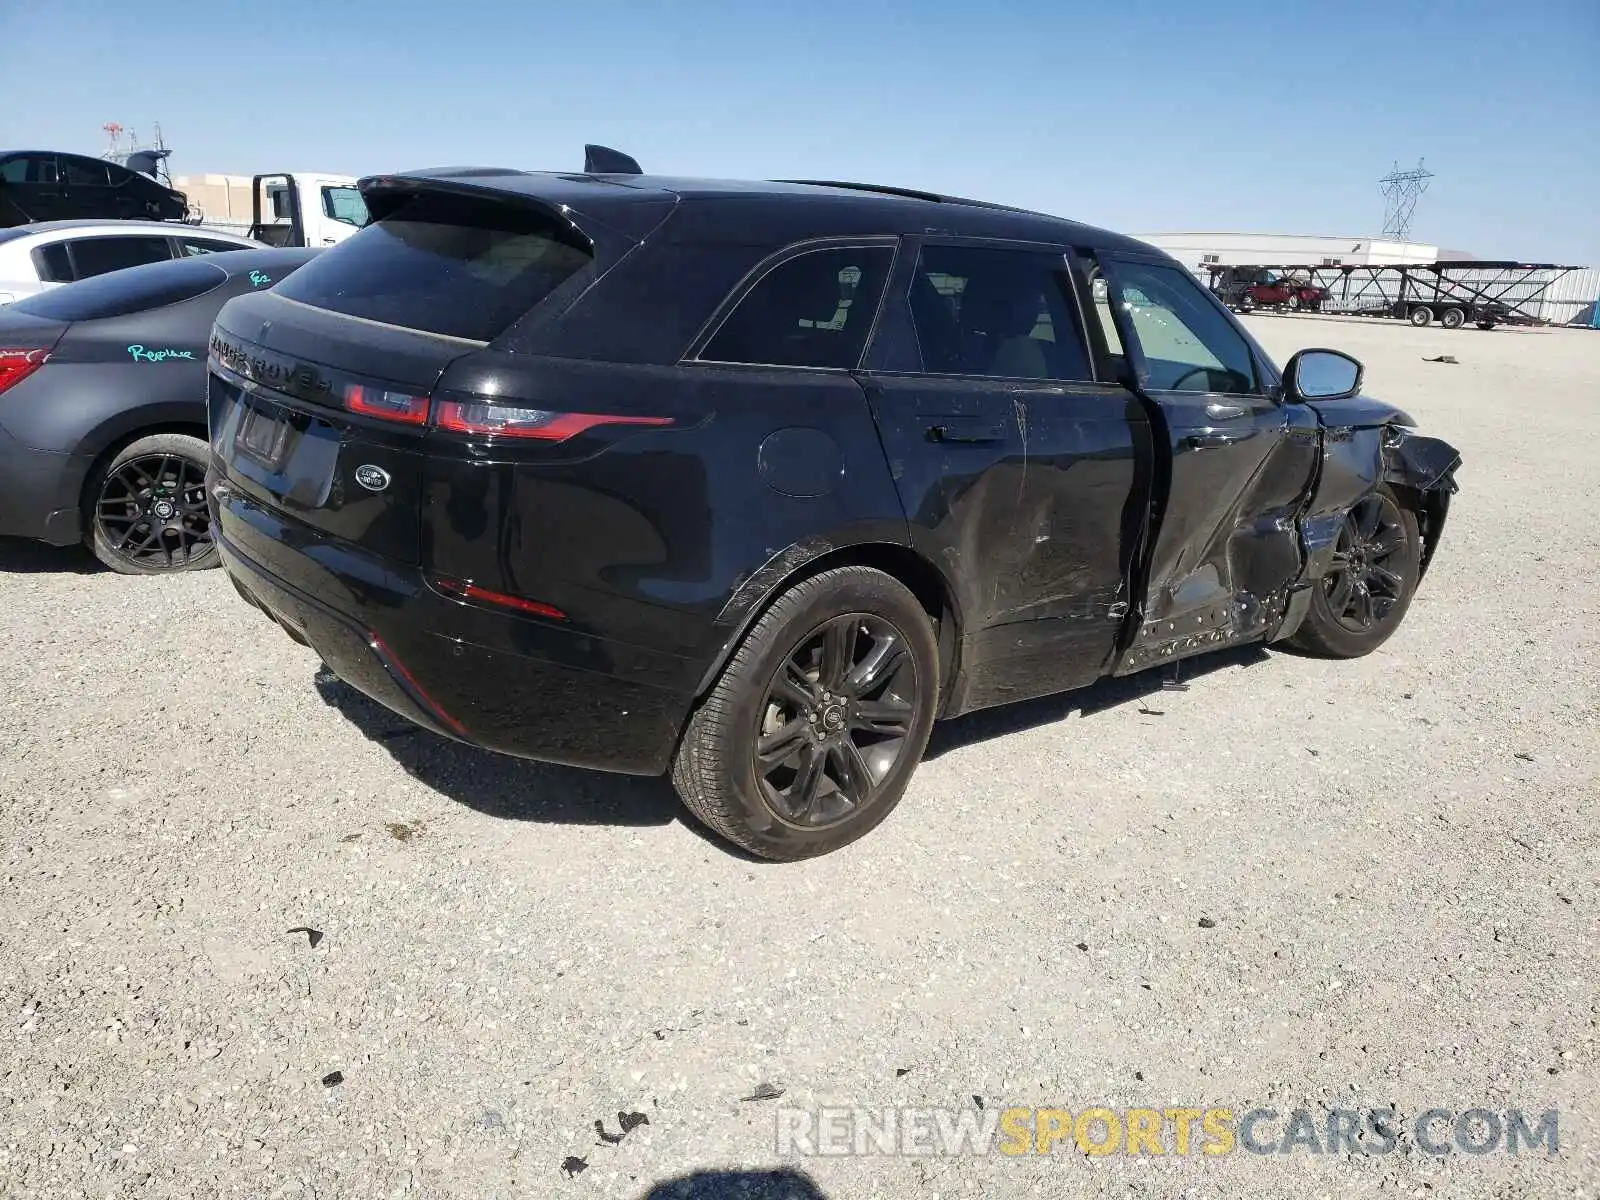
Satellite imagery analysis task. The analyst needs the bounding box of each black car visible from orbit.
[205,151,1461,859]
[0,247,318,572]
[0,150,188,227]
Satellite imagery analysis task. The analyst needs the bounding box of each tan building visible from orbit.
[171,174,256,231]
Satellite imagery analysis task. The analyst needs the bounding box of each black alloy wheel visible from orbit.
[672,565,940,860]
[754,613,917,827]
[1321,492,1407,633]
[88,433,219,575]
[1287,484,1421,659]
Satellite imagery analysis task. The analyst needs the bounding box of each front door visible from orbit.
[0,154,67,223]
[861,239,1149,711]
[1089,252,1320,674]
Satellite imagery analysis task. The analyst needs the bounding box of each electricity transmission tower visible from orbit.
[1379,158,1433,241]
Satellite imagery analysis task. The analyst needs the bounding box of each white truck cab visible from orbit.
[250,173,367,247]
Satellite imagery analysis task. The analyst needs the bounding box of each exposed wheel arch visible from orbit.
[78,421,210,518]
[694,540,963,713]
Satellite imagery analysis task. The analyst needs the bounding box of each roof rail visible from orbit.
[775,179,944,203]
[584,144,642,175]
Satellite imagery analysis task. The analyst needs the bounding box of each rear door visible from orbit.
[57,154,116,219]
[207,186,606,573]
[861,238,1149,709]
[1088,252,1319,673]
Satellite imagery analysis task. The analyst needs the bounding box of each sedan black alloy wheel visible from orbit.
[1321,491,1407,633]
[754,613,917,827]
[96,453,212,569]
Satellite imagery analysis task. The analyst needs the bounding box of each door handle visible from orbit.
[1204,401,1247,420]
[1186,432,1251,449]
[928,421,1004,444]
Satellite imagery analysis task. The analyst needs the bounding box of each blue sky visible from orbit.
[4,0,1596,262]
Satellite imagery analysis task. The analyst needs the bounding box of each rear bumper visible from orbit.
[0,425,87,545]
[213,483,696,776]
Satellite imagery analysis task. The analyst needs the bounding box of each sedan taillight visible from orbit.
[0,348,50,395]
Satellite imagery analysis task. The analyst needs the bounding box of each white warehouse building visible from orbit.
[1133,231,1600,327]
[1132,232,1468,273]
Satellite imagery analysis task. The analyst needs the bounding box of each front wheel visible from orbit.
[1409,306,1434,327]
[672,566,939,860]
[86,433,218,575]
[1287,486,1421,658]
[1288,294,1301,310]
[1439,307,1466,329]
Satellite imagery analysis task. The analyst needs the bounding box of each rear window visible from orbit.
[273,191,594,342]
[11,258,228,322]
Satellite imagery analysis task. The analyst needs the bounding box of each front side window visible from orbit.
[0,157,28,183]
[699,245,893,369]
[1106,260,1258,394]
[67,236,174,279]
[321,186,368,227]
[908,245,1092,381]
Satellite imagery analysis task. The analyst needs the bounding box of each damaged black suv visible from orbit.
[206,146,1461,860]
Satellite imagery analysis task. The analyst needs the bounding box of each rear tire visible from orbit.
[672,566,939,860]
[86,433,218,575]
[1288,294,1301,311]
[1287,486,1421,659]
[1440,307,1465,329]
[1409,306,1433,327]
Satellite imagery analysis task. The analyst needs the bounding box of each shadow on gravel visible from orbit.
[636,1168,827,1199]
[314,668,683,829]
[925,643,1270,760]
[0,536,102,575]
[318,641,1271,820]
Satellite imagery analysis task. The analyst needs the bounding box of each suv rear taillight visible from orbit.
[434,401,672,442]
[338,381,674,442]
[0,349,50,394]
[343,384,430,426]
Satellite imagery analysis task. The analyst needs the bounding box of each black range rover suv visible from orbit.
[206,150,1459,859]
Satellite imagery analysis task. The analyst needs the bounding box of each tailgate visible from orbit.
[208,298,469,567]
[207,181,616,574]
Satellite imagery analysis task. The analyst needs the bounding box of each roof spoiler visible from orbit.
[584,144,642,175]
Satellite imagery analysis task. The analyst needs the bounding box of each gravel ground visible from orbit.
[1,316,1596,1199]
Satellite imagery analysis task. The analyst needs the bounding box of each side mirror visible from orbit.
[1284,348,1363,401]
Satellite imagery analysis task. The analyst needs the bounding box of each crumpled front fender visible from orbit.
[1273,422,1463,642]
[1381,427,1461,578]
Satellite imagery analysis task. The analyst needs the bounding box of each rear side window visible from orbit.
[11,258,228,321]
[909,245,1093,381]
[68,236,174,279]
[273,191,593,342]
[35,244,73,283]
[1,155,55,184]
[699,245,893,369]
